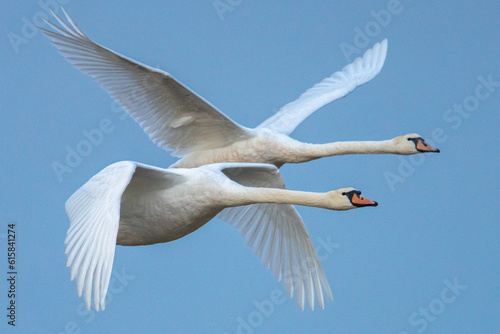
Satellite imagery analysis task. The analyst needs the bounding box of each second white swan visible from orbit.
[66,162,378,311]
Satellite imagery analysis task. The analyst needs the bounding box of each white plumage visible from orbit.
[41,10,438,169]
[65,161,377,311]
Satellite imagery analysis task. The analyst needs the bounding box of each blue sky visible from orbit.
[1,1,499,333]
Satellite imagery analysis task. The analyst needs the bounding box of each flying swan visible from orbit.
[65,161,378,311]
[39,9,440,171]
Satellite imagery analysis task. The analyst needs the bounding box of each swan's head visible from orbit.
[393,134,441,154]
[327,187,378,210]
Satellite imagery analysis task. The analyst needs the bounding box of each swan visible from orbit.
[66,161,378,311]
[40,9,440,171]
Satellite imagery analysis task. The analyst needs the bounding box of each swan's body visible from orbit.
[66,161,377,311]
[40,10,440,171]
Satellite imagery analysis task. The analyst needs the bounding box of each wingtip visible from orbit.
[60,6,69,17]
[49,9,58,19]
[296,296,306,311]
[70,268,77,281]
[36,19,50,31]
[381,38,388,51]
[100,298,106,311]
[297,301,306,311]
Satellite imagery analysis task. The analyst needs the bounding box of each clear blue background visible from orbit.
[1,1,499,333]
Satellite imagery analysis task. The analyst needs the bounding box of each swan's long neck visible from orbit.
[229,187,342,210]
[294,139,397,163]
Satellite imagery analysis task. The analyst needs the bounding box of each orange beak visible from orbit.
[416,139,440,153]
[351,193,378,207]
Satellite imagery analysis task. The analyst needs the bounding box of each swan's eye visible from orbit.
[342,192,346,196]
[407,138,412,141]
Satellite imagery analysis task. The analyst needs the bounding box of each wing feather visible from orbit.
[258,39,388,135]
[64,161,183,311]
[40,9,251,156]
[65,161,137,311]
[214,163,332,310]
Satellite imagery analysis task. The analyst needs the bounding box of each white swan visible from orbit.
[66,161,378,311]
[39,9,440,171]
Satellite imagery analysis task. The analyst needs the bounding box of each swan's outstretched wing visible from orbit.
[40,9,252,156]
[258,39,388,135]
[65,161,184,311]
[213,163,332,310]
